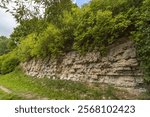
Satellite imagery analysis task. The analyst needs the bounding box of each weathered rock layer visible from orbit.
[21,40,146,94]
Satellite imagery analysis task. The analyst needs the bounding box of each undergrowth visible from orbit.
[0,70,141,100]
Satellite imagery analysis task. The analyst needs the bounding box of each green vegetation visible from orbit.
[0,0,150,92]
[1,56,19,74]
[0,70,140,100]
[0,36,10,55]
[131,0,150,83]
[0,90,22,100]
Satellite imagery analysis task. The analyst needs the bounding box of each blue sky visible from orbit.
[0,0,91,37]
[76,0,91,6]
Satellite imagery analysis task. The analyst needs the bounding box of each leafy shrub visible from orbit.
[34,24,64,58]
[17,33,37,62]
[0,55,20,74]
[17,23,70,60]
[58,9,79,52]
[73,4,131,53]
[73,5,96,53]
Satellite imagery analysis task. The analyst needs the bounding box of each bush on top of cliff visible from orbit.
[11,0,143,56]
[17,24,64,60]
[73,8,131,53]
[17,23,73,61]
[73,0,142,53]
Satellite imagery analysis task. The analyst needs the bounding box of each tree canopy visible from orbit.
[0,0,74,22]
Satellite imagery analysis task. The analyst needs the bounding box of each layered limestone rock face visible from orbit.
[21,40,146,94]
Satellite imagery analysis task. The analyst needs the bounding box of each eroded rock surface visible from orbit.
[21,40,146,94]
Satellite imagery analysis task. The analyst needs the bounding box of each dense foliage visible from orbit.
[0,36,10,55]
[0,0,150,83]
[131,0,150,82]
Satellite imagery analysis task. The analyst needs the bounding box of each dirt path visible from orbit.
[0,85,48,99]
[0,85,12,94]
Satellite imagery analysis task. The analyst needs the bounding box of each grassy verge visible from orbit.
[0,89,22,100]
[0,70,148,100]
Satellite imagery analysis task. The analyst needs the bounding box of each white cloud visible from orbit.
[0,8,17,37]
[72,0,76,4]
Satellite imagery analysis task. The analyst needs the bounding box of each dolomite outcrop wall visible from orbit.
[21,40,146,94]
